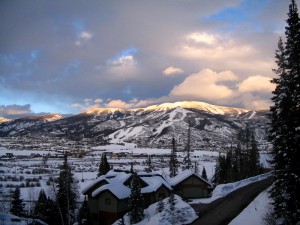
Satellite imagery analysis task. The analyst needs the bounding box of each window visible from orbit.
[105,198,111,205]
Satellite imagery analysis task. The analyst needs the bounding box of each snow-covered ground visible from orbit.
[229,187,272,225]
[0,144,271,202]
[190,172,273,204]
[0,143,273,225]
[110,172,273,225]
[112,195,198,225]
[0,145,219,208]
[0,213,47,225]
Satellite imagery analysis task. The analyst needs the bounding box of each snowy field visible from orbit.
[0,143,219,209]
[0,143,273,225]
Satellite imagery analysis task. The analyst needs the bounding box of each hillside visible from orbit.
[0,101,270,150]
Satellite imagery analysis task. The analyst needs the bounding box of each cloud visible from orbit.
[0,104,33,118]
[80,31,93,40]
[1,0,290,114]
[163,66,184,76]
[71,103,86,112]
[106,48,139,80]
[105,99,134,109]
[186,32,218,45]
[236,93,273,110]
[71,98,136,111]
[75,31,93,46]
[107,56,138,80]
[238,75,275,93]
[94,99,103,103]
[132,69,274,110]
[84,98,93,103]
[178,32,255,60]
[169,69,237,101]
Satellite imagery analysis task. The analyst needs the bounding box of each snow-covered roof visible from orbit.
[92,173,132,199]
[84,170,173,199]
[81,174,108,194]
[168,170,213,188]
[141,174,172,193]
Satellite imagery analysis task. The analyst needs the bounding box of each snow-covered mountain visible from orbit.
[0,101,270,150]
[0,114,63,136]
[141,101,249,115]
[0,117,12,123]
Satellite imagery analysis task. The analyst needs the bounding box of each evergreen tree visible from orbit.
[34,189,48,221]
[194,161,199,175]
[182,124,193,170]
[213,150,238,184]
[248,132,261,177]
[237,123,251,149]
[214,140,262,185]
[10,186,25,217]
[77,197,90,225]
[169,138,179,178]
[145,155,153,173]
[46,197,61,225]
[98,152,110,177]
[201,166,208,181]
[269,1,300,223]
[56,152,78,225]
[129,173,144,224]
[130,161,134,173]
[237,126,252,178]
[34,190,60,225]
[232,142,242,181]
[212,154,226,184]
[225,150,234,182]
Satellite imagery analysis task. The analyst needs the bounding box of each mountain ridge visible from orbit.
[0,101,270,150]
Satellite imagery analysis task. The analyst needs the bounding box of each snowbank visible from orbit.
[191,172,273,204]
[229,187,272,225]
[0,213,47,225]
[112,195,198,225]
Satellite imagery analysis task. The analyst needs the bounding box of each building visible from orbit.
[5,153,14,158]
[168,170,213,199]
[82,170,213,225]
[82,170,172,225]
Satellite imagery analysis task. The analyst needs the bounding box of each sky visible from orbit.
[0,0,298,118]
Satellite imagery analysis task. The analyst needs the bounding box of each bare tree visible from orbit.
[27,187,37,215]
[41,155,49,168]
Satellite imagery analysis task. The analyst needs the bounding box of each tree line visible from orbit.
[212,127,262,185]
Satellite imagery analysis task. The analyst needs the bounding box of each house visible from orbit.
[82,170,172,225]
[5,153,14,158]
[82,170,213,225]
[168,170,213,199]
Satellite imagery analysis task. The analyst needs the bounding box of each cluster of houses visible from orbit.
[82,169,213,225]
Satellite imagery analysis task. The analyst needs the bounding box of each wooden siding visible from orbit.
[174,175,211,198]
[98,211,121,225]
[88,191,125,225]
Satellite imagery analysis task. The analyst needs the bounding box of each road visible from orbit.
[190,177,273,225]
